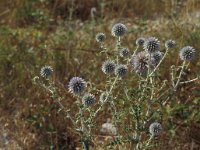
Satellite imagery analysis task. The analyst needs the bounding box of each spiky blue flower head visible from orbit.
[82,93,96,107]
[102,60,116,75]
[40,65,53,78]
[96,33,106,43]
[100,92,111,103]
[68,77,86,95]
[150,51,163,66]
[111,23,128,37]
[130,51,149,75]
[119,48,129,57]
[179,46,195,61]
[165,39,176,49]
[143,37,160,53]
[136,37,145,46]
[149,122,162,136]
[115,64,128,77]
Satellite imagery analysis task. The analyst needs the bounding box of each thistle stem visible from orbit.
[144,135,154,149]
[116,37,121,64]
[146,75,154,118]
[180,76,199,84]
[77,97,91,150]
[133,45,139,56]
[171,65,176,87]
[174,60,186,90]
[78,97,85,132]
[149,49,168,77]
[42,81,76,126]
[92,76,118,118]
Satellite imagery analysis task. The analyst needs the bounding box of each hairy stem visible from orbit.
[174,60,186,90]
[170,65,176,87]
[133,45,139,56]
[144,135,154,149]
[149,49,168,77]
[92,76,118,118]
[180,76,199,84]
[42,81,76,126]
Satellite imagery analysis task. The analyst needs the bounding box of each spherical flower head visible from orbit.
[102,60,116,75]
[130,51,149,76]
[40,66,53,78]
[100,92,111,103]
[68,77,86,95]
[150,51,163,66]
[119,48,129,57]
[179,46,195,61]
[136,37,145,46]
[143,37,160,53]
[149,122,162,136]
[165,39,176,49]
[96,33,106,43]
[115,64,128,78]
[111,23,128,37]
[82,93,96,107]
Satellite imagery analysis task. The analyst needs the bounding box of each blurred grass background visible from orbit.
[0,0,200,149]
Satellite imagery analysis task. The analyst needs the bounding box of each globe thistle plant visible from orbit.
[143,37,160,53]
[179,46,195,61]
[82,93,96,107]
[111,23,128,37]
[68,77,86,95]
[115,64,128,78]
[165,39,176,49]
[149,122,162,136]
[130,51,149,75]
[40,65,53,78]
[102,60,116,75]
[96,33,106,43]
[35,21,199,150]
[119,48,129,57]
[136,37,145,46]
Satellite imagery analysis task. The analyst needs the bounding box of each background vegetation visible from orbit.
[0,0,200,149]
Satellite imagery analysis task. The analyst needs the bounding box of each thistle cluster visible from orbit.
[94,25,197,149]
[130,37,163,75]
[36,22,198,150]
[130,51,149,75]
